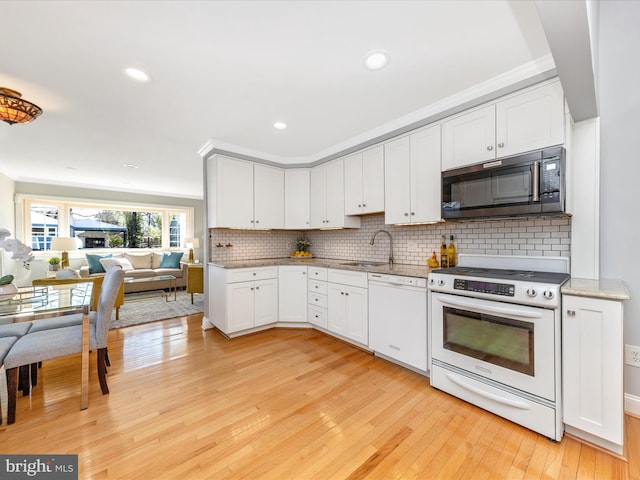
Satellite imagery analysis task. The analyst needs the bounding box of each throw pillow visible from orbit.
[151,252,164,269]
[86,254,112,274]
[100,257,134,271]
[159,251,183,269]
[124,252,152,269]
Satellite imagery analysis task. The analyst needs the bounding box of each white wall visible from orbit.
[0,171,15,276]
[598,1,640,398]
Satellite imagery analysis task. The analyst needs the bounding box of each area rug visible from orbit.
[110,291,204,329]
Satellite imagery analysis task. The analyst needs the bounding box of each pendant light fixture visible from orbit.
[0,87,43,125]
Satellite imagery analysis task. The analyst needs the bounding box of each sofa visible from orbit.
[78,251,187,294]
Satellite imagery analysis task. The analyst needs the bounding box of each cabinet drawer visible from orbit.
[328,269,368,288]
[308,280,327,295]
[308,267,328,281]
[308,304,327,329]
[227,267,278,283]
[308,292,328,308]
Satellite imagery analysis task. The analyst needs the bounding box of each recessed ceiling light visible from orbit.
[123,163,139,169]
[124,68,151,83]
[273,122,287,130]
[364,50,388,70]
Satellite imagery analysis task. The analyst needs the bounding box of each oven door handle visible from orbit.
[437,296,543,320]
[445,372,532,410]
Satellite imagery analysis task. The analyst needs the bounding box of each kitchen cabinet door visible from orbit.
[496,80,565,158]
[441,104,496,171]
[343,285,368,346]
[328,283,368,346]
[344,145,384,215]
[254,278,278,327]
[562,294,624,453]
[227,281,255,332]
[384,135,412,225]
[324,159,346,227]
[311,160,359,229]
[208,156,254,228]
[284,169,310,229]
[254,164,284,229]
[410,124,441,223]
[384,125,441,225]
[279,266,307,323]
[309,164,327,228]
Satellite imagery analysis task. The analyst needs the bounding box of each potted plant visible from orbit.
[0,274,17,301]
[48,256,61,271]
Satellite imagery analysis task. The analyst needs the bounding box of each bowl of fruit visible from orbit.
[291,239,313,258]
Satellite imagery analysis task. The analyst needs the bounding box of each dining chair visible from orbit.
[4,264,125,424]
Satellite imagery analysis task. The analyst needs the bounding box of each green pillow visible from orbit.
[159,252,183,269]
[86,254,112,274]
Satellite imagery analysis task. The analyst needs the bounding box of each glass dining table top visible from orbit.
[0,282,93,321]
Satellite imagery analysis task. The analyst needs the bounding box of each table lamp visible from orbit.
[51,237,79,269]
[185,237,200,264]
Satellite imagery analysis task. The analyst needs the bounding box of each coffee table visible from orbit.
[124,275,177,302]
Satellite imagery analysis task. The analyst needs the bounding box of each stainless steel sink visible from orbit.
[341,262,387,268]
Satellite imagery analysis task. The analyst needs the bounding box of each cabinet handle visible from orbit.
[250,220,254,223]
[498,142,504,148]
[345,292,349,296]
[315,315,319,318]
[358,204,362,208]
[256,286,260,290]
[341,292,344,295]
[567,310,576,316]
[251,287,254,290]
[411,212,415,215]
[302,272,306,275]
[404,213,409,216]
[363,204,366,207]
[255,220,259,224]
[253,272,256,276]
[487,145,493,151]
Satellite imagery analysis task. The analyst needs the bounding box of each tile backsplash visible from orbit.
[209,214,571,266]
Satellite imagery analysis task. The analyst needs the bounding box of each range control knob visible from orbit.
[543,290,555,300]
[438,279,445,287]
[526,288,537,297]
[428,278,435,285]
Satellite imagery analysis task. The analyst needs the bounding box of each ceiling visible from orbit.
[0,0,554,199]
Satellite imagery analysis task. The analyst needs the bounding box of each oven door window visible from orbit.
[443,306,534,376]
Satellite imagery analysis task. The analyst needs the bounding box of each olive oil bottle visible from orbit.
[440,235,449,268]
[447,235,456,267]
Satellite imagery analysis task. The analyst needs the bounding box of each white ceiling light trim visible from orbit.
[364,50,388,70]
[124,68,151,83]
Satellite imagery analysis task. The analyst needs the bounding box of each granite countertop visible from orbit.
[209,257,433,279]
[561,278,630,301]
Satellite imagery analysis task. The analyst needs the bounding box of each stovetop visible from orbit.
[433,267,570,285]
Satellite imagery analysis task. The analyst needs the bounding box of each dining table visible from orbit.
[0,281,93,410]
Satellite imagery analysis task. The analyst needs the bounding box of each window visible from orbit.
[19,196,193,252]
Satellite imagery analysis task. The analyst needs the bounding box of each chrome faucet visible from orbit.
[370,229,394,267]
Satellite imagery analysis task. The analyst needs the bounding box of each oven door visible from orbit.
[430,292,556,401]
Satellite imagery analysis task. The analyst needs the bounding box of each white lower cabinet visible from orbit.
[278,266,307,323]
[327,269,368,346]
[562,293,624,454]
[209,266,278,335]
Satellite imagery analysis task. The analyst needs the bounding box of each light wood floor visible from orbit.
[1,314,638,479]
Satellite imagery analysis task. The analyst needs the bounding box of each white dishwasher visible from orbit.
[368,272,428,374]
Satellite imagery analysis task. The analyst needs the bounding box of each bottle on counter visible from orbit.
[448,235,456,267]
[427,251,439,268]
[440,235,449,268]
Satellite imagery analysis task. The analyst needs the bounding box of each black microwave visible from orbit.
[442,146,565,219]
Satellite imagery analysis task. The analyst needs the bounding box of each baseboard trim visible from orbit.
[625,393,640,417]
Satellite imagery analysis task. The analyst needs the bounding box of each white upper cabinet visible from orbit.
[207,155,254,228]
[284,169,310,229]
[344,145,385,215]
[310,159,360,229]
[207,155,284,229]
[254,164,284,229]
[384,124,441,225]
[442,80,565,171]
